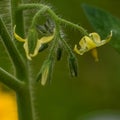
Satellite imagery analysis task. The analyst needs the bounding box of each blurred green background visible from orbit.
[1,0,120,120]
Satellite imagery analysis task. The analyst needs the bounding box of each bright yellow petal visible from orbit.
[23,41,32,60]
[96,31,112,47]
[40,34,54,44]
[80,36,96,50]
[89,32,101,43]
[79,37,87,49]
[30,34,54,57]
[74,44,82,55]
[14,25,26,42]
[30,39,42,57]
[91,48,99,62]
[41,66,49,86]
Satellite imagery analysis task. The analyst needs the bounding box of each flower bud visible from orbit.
[39,44,49,52]
[36,58,53,86]
[68,55,78,77]
[56,46,63,61]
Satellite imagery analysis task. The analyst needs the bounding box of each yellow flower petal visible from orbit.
[97,30,112,47]
[89,32,101,43]
[74,31,112,61]
[40,34,54,44]
[74,31,112,56]
[13,26,55,60]
[30,40,42,57]
[14,25,26,42]
[41,66,49,86]
[74,44,83,55]
[80,36,97,51]
[91,48,99,62]
[30,34,54,57]
[23,41,32,60]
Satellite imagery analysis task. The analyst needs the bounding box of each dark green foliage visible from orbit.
[82,4,120,53]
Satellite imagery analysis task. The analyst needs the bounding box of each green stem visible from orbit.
[16,88,34,120]
[59,31,75,57]
[59,32,78,77]
[10,1,33,120]
[48,23,60,59]
[31,6,48,27]
[10,0,27,67]
[17,3,46,11]
[11,0,24,38]
[0,67,25,92]
[0,17,27,80]
[18,4,88,36]
[18,4,59,23]
[58,18,88,36]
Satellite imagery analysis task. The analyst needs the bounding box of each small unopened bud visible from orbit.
[36,25,47,34]
[28,28,38,54]
[68,55,78,77]
[56,47,63,61]
[36,18,55,35]
[39,44,49,52]
[36,58,53,86]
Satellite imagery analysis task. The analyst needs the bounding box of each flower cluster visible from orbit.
[14,25,55,60]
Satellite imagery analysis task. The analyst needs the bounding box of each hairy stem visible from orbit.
[16,88,34,120]
[31,6,48,27]
[58,18,88,36]
[0,17,27,80]
[11,0,24,38]
[0,67,25,92]
[17,4,88,36]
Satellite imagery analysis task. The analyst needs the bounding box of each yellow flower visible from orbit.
[74,31,112,62]
[14,25,55,60]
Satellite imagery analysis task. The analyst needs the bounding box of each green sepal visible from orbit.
[56,46,63,61]
[27,28,38,54]
[36,58,54,85]
[39,43,49,52]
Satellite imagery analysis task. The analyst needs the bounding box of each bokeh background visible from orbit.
[1,0,120,120]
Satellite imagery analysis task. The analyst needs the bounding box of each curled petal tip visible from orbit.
[108,30,112,36]
[13,25,26,42]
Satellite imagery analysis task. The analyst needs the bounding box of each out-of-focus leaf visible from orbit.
[0,0,11,34]
[82,4,120,53]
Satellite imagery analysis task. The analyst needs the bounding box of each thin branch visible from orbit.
[58,18,88,36]
[18,4,88,36]
[0,67,25,92]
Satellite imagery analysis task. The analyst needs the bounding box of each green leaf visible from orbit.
[82,4,120,53]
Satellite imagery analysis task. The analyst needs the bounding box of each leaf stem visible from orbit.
[0,67,25,92]
[58,18,89,36]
